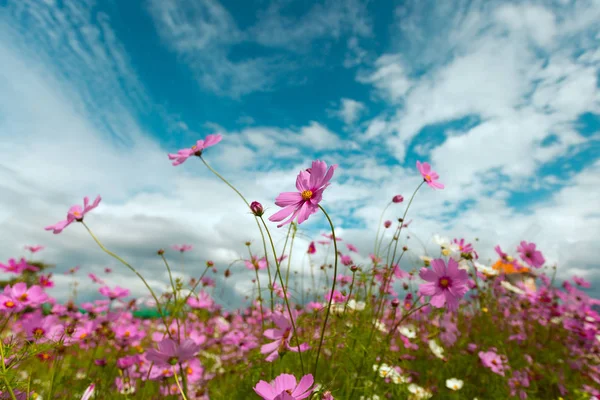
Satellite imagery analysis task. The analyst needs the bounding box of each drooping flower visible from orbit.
[254,373,314,400]
[168,134,222,166]
[99,286,130,300]
[346,243,359,253]
[244,256,267,271]
[269,160,337,228]
[307,241,316,254]
[416,161,444,190]
[516,241,545,268]
[0,258,39,274]
[45,195,101,234]
[418,258,469,311]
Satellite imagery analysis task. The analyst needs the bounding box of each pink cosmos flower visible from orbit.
[24,245,44,253]
[187,291,214,309]
[321,233,342,241]
[172,244,193,252]
[573,276,591,288]
[99,286,130,300]
[254,373,314,400]
[261,312,309,362]
[307,242,316,254]
[45,195,101,234]
[168,134,222,166]
[0,258,39,274]
[146,338,201,367]
[392,194,404,203]
[416,161,444,190]
[346,243,358,253]
[81,384,95,400]
[479,350,508,376]
[269,160,337,228]
[453,238,478,259]
[384,220,392,228]
[88,273,105,284]
[245,256,267,271]
[20,312,64,343]
[418,258,469,311]
[5,283,48,308]
[517,241,545,268]
[339,254,353,266]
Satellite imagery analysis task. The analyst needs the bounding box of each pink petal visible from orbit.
[296,202,317,225]
[203,134,222,148]
[292,374,314,399]
[269,205,297,223]
[254,380,278,400]
[430,259,446,277]
[309,160,327,189]
[273,374,296,394]
[274,192,303,207]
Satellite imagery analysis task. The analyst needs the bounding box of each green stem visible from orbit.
[313,205,339,381]
[374,202,392,256]
[200,156,274,312]
[259,217,305,375]
[81,222,172,340]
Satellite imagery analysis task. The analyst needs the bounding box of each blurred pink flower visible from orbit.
[244,256,267,271]
[45,195,101,234]
[0,258,39,274]
[99,286,130,300]
[517,241,545,268]
[416,161,444,190]
[261,312,309,362]
[146,338,201,367]
[307,242,316,254]
[24,245,44,253]
[346,243,358,253]
[168,134,222,166]
[172,244,193,252]
[418,258,468,311]
[254,373,314,400]
[269,160,337,228]
[479,350,508,376]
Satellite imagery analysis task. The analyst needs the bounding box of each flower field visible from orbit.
[0,134,598,400]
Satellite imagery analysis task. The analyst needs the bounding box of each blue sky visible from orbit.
[0,0,599,304]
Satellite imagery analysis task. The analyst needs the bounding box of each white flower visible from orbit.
[428,340,445,359]
[433,235,460,257]
[360,396,380,400]
[373,364,409,384]
[501,281,526,295]
[347,299,366,311]
[473,261,498,276]
[373,319,387,332]
[408,383,433,399]
[446,378,464,391]
[458,259,470,270]
[398,324,417,339]
[420,255,433,266]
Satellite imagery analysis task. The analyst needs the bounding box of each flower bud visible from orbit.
[384,220,392,228]
[206,260,214,267]
[392,195,404,203]
[350,265,358,273]
[250,201,264,217]
[157,249,165,255]
[391,298,400,308]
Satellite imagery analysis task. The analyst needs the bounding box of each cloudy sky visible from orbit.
[1,0,599,307]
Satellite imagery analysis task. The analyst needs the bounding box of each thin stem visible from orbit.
[200,156,274,312]
[374,202,392,256]
[259,217,305,375]
[285,224,297,289]
[313,205,338,381]
[0,341,17,400]
[81,222,172,339]
[171,367,189,400]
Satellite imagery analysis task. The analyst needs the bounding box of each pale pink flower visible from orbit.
[416,161,444,190]
[517,241,545,268]
[261,312,309,362]
[418,258,468,311]
[24,245,44,253]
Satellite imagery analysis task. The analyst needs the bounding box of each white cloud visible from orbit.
[334,98,366,125]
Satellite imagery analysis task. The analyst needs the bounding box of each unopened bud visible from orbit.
[350,265,358,273]
[250,201,264,217]
[402,246,408,251]
[206,260,214,267]
[392,195,404,203]
[391,298,400,308]
[245,241,251,247]
[157,249,165,255]
[384,220,392,228]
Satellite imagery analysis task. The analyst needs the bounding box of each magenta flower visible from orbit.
[187,291,214,309]
[384,220,392,228]
[418,258,469,311]
[453,238,478,259]
[44,195,101,234]
[24,245,44,253]
[0,258,39,274]
[573,276,591,288]
[254,373,314,400]
[269,160,337,228]
[146,338,201,367]
[250,201,265,217]
[416,161,444,190]
[261,312,309,362]
[392,194,404,203]
[517,241,545,268]
[307,242,316,254]
[172,244,193,252]
[168,134,222,166]
[346,243,358,253]
[479,350,508,376]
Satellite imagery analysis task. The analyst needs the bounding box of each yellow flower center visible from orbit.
[73,211,81,217]
[186,367,193,375]
[425,174,431,181]
[301,190,313,201]
[79,333,88,339]
[439,278,450,288]
[5,301,15,308]
[19,294,28,301]
[33,328,44,337]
